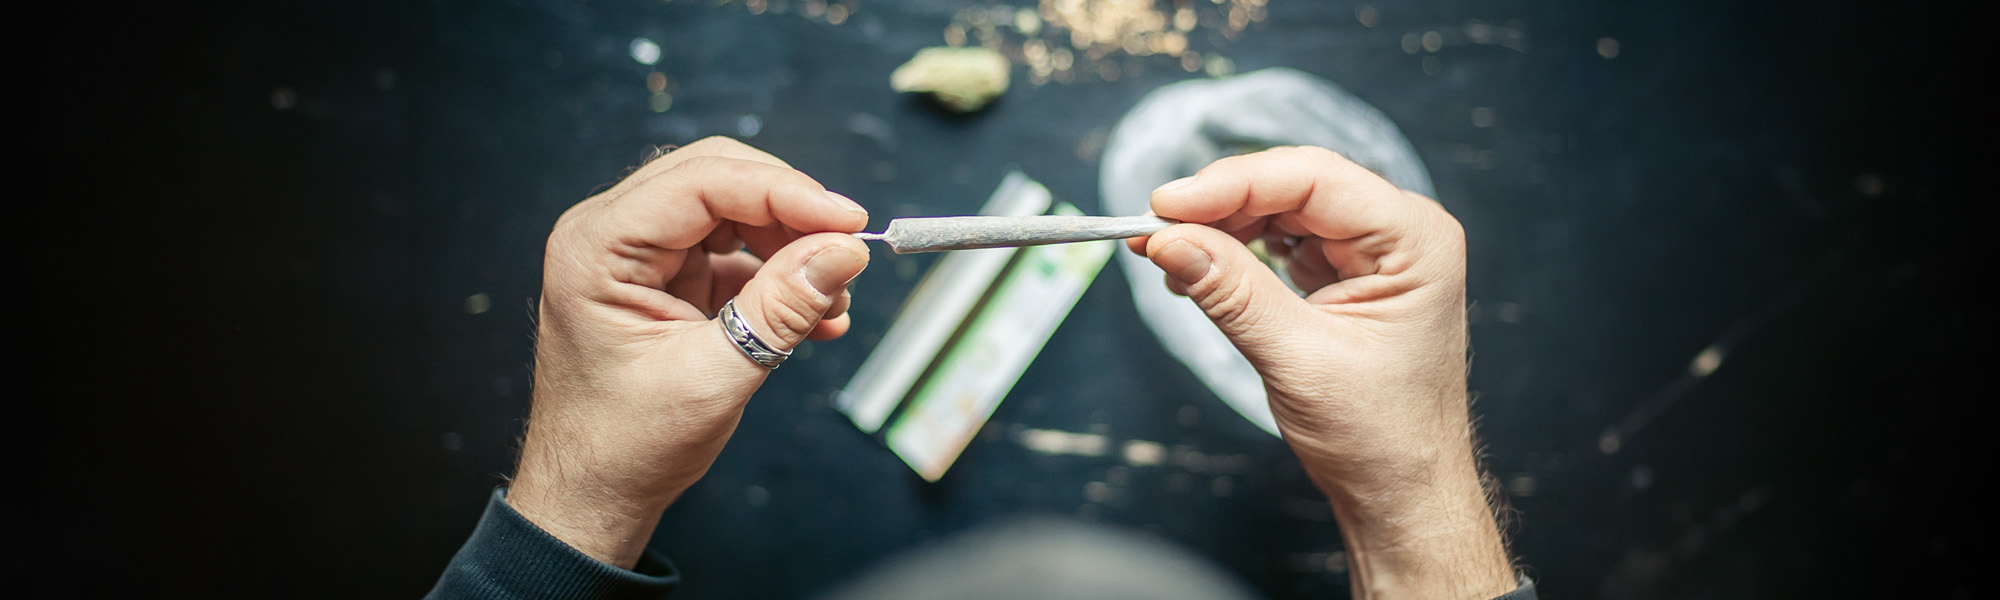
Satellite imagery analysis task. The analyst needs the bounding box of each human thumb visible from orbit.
[1144,224,1310,362]
[709,232,869,371]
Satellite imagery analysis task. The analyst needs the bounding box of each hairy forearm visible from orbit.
[508,435,680,570]
[1320,461,1514,599]
[1300,415,1517,599]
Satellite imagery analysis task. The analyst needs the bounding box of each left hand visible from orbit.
[509,137,871,568]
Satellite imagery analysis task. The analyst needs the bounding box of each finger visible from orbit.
[808,312,851,341]
[1212,211,1268,236]
[1216,215,1270,245]
[1285,236,1342,293]
[608,136,798,199]
[824,288,853,322]
[705,233,870,369]
[706,250,764,316]
[1272,212,1311,237]
[1151,146,1405,236]
[806,288,855,340]
[1258,232,1293,260]
[1144,224,1310,350]
[1124,210,1158,256]
[1150,146,1432,280]
[662,249,713,314]
[737,222,796,261]
[1125,234,1150,256]
[702,221,745,254]
[612,157,866,249]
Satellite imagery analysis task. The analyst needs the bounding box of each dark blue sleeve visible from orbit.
[426,488,680,600]
[1492,576,1538,600]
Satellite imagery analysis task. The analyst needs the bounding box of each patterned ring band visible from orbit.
[720,299,791,369]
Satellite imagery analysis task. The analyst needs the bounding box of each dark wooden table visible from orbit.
[26,0,1981,597]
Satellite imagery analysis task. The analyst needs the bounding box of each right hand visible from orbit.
[1127,146,1516,599]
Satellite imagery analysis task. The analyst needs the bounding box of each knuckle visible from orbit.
[1208,151,1260,172]
[673,154,727,173]
[1291,145,1343,162]
[758,292,822,340]
[1204,293,1251,329]
[547,201,596,254]
[1414,195,1467,249]
[684,135,743,153]
[774,178,825,203]
[1270,145,1346,171]
[1442,212,1467,245]
[670,155,761,183]
[1196,274,1261,331]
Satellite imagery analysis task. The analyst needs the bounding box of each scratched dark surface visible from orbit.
[25,0,1984,598]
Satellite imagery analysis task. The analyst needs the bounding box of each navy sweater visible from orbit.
[425,489,680,600]
[427,488,1536,600]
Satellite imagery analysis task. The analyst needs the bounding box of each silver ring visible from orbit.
[720,299,790,369]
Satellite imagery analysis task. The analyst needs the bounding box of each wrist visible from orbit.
[1298,433,1516,599]
[508,443,683,570]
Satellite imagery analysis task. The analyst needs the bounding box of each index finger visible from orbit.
[607,136,796,199]
[600,156,869,253]
[1148,146,1415,242]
